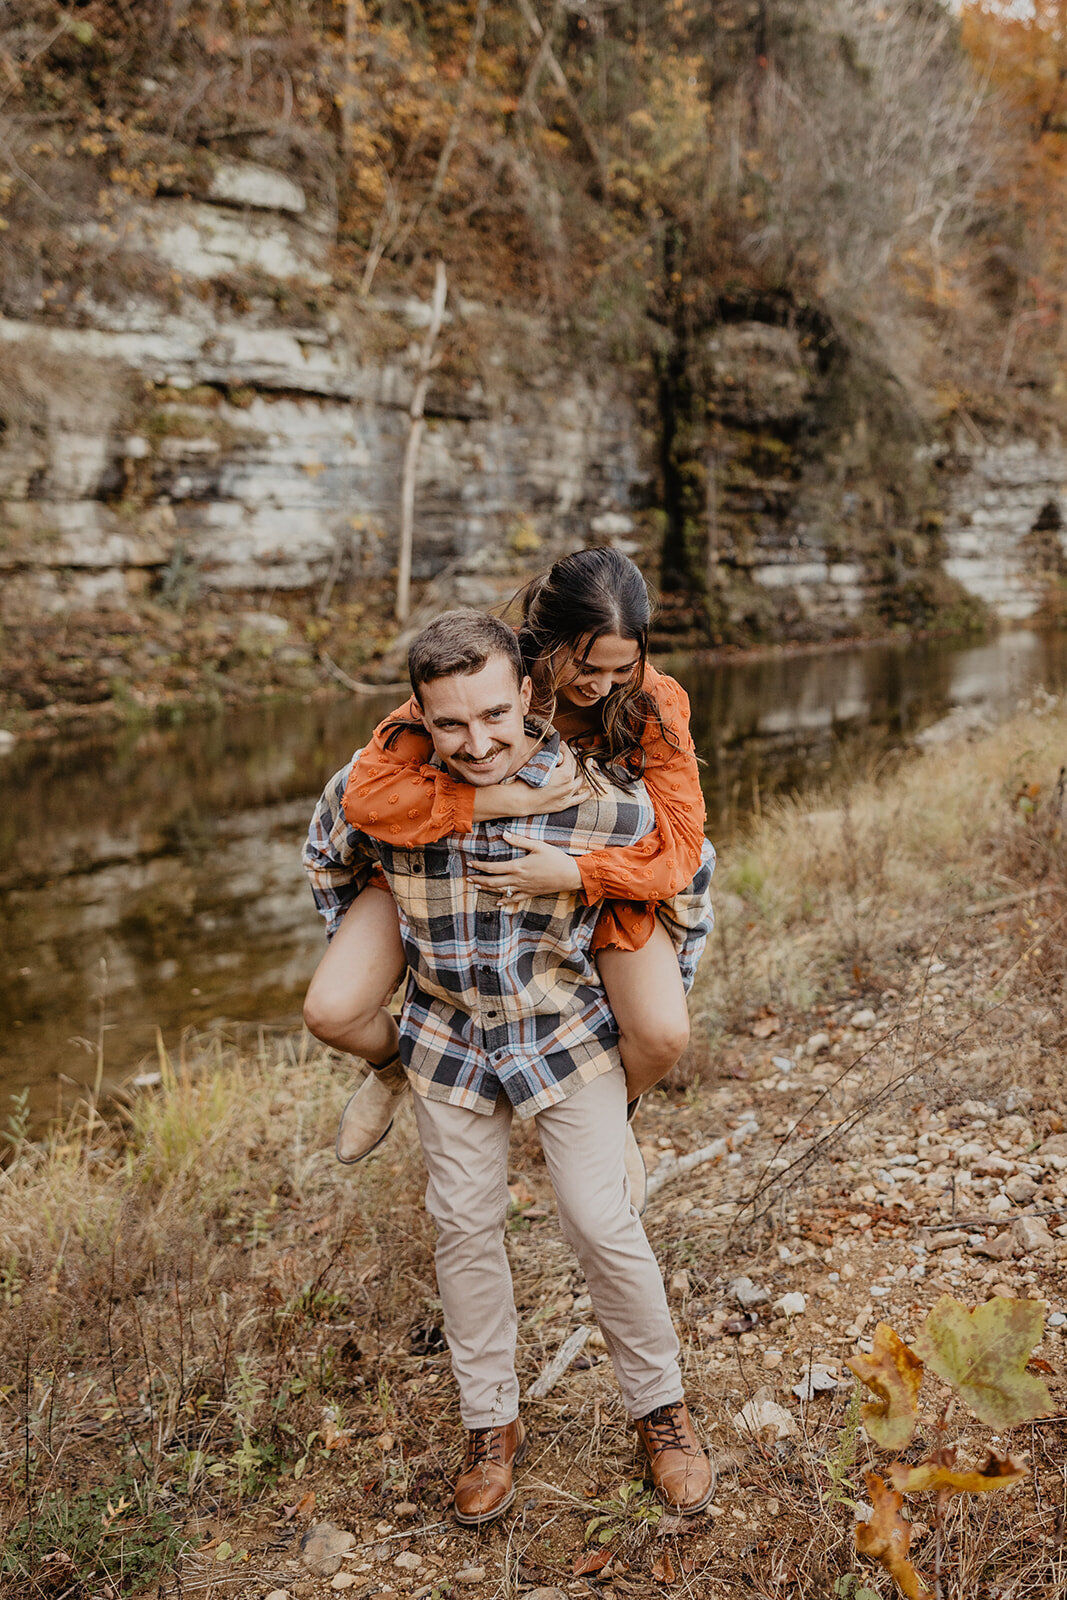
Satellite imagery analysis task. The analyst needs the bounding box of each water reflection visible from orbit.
[2,630,1066,1114]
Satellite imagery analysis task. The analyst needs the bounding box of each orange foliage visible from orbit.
[961,2,1067,366]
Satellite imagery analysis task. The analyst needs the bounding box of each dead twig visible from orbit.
[646,1118,760,1201]
[526,1325,592,1400]
[318,651,407,695]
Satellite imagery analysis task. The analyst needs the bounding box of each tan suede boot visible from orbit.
[335,1055,409,1163]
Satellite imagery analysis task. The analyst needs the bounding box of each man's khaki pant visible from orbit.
[411,1066,683,1429]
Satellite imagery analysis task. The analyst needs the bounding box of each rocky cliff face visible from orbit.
[0,159,644,627]
[0,158,1064,651]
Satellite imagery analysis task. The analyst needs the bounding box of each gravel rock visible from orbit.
[734,1388,799,1440]
[730,1276,769,1309]
[300,1523,357,1578]
[973,1153,1015,1178]
[394,1552,423,1572]
[792,1363,839,1400]
[929,1229,969,1251]
[1013,1216,1054,1254]
[455,1567,487,1585]
[850,1009,877,1030]
[1004,1175,1038,1204]
[971,1232,1017,1261]
[774,1292,806,1317]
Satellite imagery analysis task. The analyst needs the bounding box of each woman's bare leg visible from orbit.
[303,886,405,1065]
[597,920,690,1103]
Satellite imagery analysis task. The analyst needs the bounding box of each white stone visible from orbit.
[774,1292,806,1317]
[208,158,307,214]
[1013,1216,1054,1255]
[734,1389,799,1440]
[393,1551,423,1572]
[850,1008,877,1030]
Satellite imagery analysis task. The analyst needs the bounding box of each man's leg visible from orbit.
[536,1069,714,1514]
[410,1090,527,1524]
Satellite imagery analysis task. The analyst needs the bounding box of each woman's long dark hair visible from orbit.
[513,547,670,779]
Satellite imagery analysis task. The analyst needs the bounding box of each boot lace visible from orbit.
[639,1402,691,1455]
[464,1427,506,1469]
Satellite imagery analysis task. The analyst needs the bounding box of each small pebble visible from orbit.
[331,1576,357,1591]
[1048,1311,1066,1328]
[455,1567,486,1585]
[850,1009,877,1030]
[394,1551,423,1572]
[774,1292,806,1318]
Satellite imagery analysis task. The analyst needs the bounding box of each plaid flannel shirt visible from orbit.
[304,732,712,1117]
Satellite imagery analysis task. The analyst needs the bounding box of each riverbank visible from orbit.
[0,579,1000,745]
[2,700,1065,1598]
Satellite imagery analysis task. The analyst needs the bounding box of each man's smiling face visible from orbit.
[413,653,534,786]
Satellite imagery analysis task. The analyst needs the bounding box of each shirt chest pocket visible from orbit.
[380,843,454,885]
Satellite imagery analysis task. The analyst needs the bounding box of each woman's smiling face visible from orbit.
[555,631,642,710]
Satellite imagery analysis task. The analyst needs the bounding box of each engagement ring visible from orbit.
[503,886,514,899]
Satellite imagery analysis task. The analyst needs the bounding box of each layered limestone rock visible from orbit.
[942,437,1067,621]
[0,157,643,620]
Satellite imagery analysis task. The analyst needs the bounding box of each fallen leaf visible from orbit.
[889,1447,1026,1498]
[573,1547,614,1575]
[911,1296,1054,1429]
[283,1489,317,1521]
[846,1323,924,1451]
[856,1474,931,1600]
[651,1550,677,1582]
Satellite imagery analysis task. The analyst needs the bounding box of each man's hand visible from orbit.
[470,743,592,822]
[467,831,582,901]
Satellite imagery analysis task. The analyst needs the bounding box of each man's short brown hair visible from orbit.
[408,610,524,700]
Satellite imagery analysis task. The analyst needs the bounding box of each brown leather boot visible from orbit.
[635,1400,715,1515]
[453,1419,527,1526]
[335,1055,408,1164]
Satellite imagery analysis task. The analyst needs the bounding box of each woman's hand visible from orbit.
[467,831,582,901]
[470,743,591,822]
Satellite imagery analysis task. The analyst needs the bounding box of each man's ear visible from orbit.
[520,674,532,714]
[409,692,425,725]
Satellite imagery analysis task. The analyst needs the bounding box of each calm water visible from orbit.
[3,629,1066,1117]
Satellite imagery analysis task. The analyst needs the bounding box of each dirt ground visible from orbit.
[164,908,1067,1600]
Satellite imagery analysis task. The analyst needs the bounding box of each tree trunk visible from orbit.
[396,261,448,626]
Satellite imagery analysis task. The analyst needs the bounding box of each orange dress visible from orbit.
[342,664,707,953]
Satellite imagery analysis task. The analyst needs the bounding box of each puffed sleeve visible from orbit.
[575,666,706,907]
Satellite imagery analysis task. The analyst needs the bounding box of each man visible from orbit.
[303,610,714,1525]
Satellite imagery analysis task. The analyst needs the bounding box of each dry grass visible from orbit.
[699,694,1067,1032]
[1,700,1065,1597]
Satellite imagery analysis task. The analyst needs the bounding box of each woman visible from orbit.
[304,549,714,1194]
